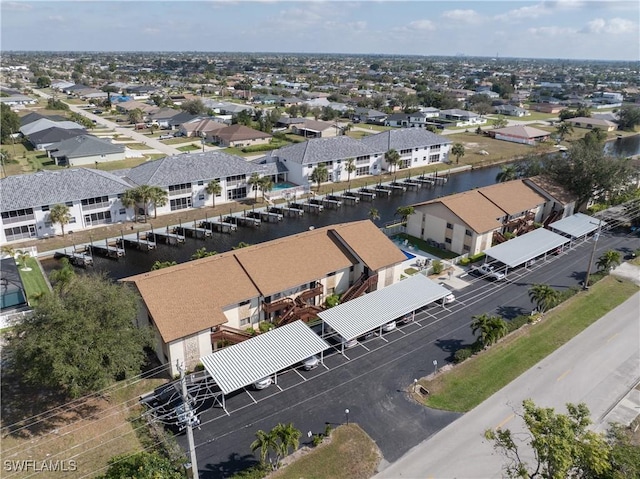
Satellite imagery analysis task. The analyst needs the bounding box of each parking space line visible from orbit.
[359,342,370,351]
[245,390,257,404]
[293,369,307,381]
[322,362,330,370]
[275,384,283,392]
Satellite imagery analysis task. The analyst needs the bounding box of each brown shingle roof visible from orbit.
[216,124,272,142]
[526,176,577,206]
[123,220,404,343]
[478,180,547,216]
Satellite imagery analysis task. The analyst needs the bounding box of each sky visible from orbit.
[1,1,639,61]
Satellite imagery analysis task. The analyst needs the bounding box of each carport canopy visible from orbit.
[550,213,605,239]
[200,320,330,395]
[484,227,570,269]
[318,274,451,341]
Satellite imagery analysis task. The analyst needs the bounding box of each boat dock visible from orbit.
[53,249,93,267]
[256,209,283,222]
[307,199,325,212]
[274,205,304,217]
[117,233,157,251]
[322,195,342,209]
[225,215,261,228]
[373,185,393,197]
[174,225,212,240]
[416,174,448,185]
[402,179,422,190]
[388,182,408,193]
[335,192,360,204]
[199,219,237,234]
[148,230,186,246]
[290,201,323,213]
[90,240,125,259]
[357,188,377,201]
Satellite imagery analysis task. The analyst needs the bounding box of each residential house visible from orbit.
[524,176,576,219]
[493,104,529,117]
[384,112,429,128]
[351,107,387,124]
[148,108,198,129]
[46,135,126,167]
[360,128,452,171]
[20,118,85,138]
[438,109,486,126]
[0,168,134,242]
[406,180,548,255]
[115,100,158,116]
[489,125,550,145]
[0,95,37,107]
[122,220,406,375]
[212,124,272,148]
[531,103,564,114]
[19,112,67,127]
[28,127,87,150]
[565,117,618,132]
[290,119,338,138]
[178,118,227,140]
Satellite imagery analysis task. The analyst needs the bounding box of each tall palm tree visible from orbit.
[258,176,273,203]
[596,250,621,272]
[368,207,380,222]
[251,429,279,467]
[528,284,560,313]
[16,249,31,271]
[310,164,328,191]
[49,203,71,235]
[486,316,508,345]
[471,313,507,348]
[247,172,261,203]
[396,205,414,223]
[148,186,168,219]
[274,422,301,459]
[119,188,139,221]
[205,179,222,207]
[555,122,573,142]
[345,158,356,184]
[384,149,400,174]
[451,143,465,164]
[496,165,518,183]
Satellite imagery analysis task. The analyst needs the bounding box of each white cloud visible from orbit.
[48,15,64,22]
[496,2,550,21]
[1,2,32,11]
[528,25,578,36]
[408,19,436,31]
[583,17,636,34]
[441,9,483,24]
[143,27,160,35]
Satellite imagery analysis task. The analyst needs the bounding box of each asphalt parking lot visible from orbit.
[176,229,640,478]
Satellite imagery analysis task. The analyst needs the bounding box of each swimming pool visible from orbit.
[272,182,297,191]
[401,250,416,260]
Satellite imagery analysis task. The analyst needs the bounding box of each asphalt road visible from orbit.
[176,228,639,479]
[375,290,640,478]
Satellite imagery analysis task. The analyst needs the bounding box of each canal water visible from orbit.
[604,134,640,158]
[42,165,506,280]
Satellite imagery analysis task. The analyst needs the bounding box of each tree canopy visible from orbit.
[1,103,20,143]
[11,274,151,398]
[99,451,185,479]
[616,105,640,131]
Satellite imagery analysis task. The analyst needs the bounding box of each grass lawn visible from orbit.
[17,256,50,304]
[447,131,554,166]
[358,124,392,132]
[394,233,459,260]
[519,109,560,122]
[346,130,374,140]
[420,275,639,412]
[270,424,380,479]
[0,378,166,479]
[95,157,149,171]
[122,142,149,150]
[163,137,198,145]
[177,144,201,152]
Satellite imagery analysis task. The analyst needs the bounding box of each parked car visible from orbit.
[438,284,456,304]
[471,264,506,281]
[159,134,174,140]
[340,336,359,349]
[301,355,320,371]
[398,313,414,324]
[382,321,397,332]
[92,109,103,114]
[253,376,272,390]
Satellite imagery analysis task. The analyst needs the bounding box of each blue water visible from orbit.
[272,182,297,191]
[402,250,416,260]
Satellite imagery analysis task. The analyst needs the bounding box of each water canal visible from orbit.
[42,165,506,279]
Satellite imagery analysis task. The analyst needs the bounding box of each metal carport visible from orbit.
[200,320,330,412]
[484,227,570,274]
[318,274,451,353]
[550,213,605,245]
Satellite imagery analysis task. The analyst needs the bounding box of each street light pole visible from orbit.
[345,408,350,425]
[177,360,200,479]
[583,218,603,290]
[433,359,438,375]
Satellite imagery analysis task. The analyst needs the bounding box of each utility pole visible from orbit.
[583,218,603,290]
[177,360,200,479]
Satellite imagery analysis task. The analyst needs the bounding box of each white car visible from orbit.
[253,376,272,390]
[472,264,506,281]
[340,336,359,349]
[382,321,397,332]
[438,284,456,304]
[301,355,320,370]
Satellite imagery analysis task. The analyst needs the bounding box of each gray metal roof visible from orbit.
[318,274,451,341]
[274,136,377,165]
[550,213,605,239]
[124,151,269,186]
[29,127,87,146]
[200,320,329,395]
[20,119,85,137]
[484,228,570,268]
[360,128,451,154]
[0,168,133,211]
[47,135,124,159]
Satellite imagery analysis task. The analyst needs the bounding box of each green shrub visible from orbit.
[454,348,473,363]
[312,434,324,447]
[504,232,516,240]
[459,258,471,266]
[324,293,341,308]
[431,260,444,274]
[324,424,333,436]
[468,253,486,263]
[258,321,274,333]
[230,464,270,479]
[507,315,531,333]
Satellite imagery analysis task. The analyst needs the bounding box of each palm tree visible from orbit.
[248,172,261,203]
[251,429,279,467]
[191,247,217,260]
[384,149,400,174]
[528,284,560,313]
[119,188,139,221]
[451,143,465,165]
[205,179,222,208]
[309,164,328,191]
[555,122,573,142]
[120,185,156,222]
[345,158,356,185]
[16,249,31,271]
[368,207,380,222]
[49,203,71,235]
[127,108,143,125]
[486,316,508,345]
[148,186,168,219]
[396,205,414,223]
[471,313,507,348]
[274,422,301,460]
[496,165,518,183]
[258,176,273,203]
[1,245,16,259]
[232,241,252,249]
[596,250,621,272]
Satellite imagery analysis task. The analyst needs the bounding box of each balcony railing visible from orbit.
[82,201,110,211]
[168,188,192,197]
[2,214,35,225]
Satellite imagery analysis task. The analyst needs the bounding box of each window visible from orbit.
[81,196,110,210]
[69,216,76,224]
[430,144,441,150]
[227,187,247,201]
[465,229,472,237]
[197,180,204,186]
[170,197,192,211]
[41,205,50,212]
[429,154,440,163]
[445,238,452,244]
[1,208,35,224]
[238,299,250,307]
[168,183,191,196]
[400,148,412,155]
[83,211,111,226]
[4,225,36,241]
[356,166,369,176]
[463,245,470,252]
[446,223,453,230]
[65,201,73,207]
[198,194,205,200]
[240,318,250,326]
[119,208,126,215]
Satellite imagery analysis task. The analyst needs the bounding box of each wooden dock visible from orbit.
[415,176,436,186]
[272,205,303,217]
[54,249,93,267]
[373,185,393,196]
[306,199,325,213]
[174,225,212,240]
[117,234,156,251]
[335,192,360,204]
[148,230,186,246]
[357,188,377,201]
[388,182,408,193]
[257,210,283,222]
[90,241,125,259]
[402,179,422,190]
[322,195,342,209]
[226,215,261,228]
[199,219,237,233]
